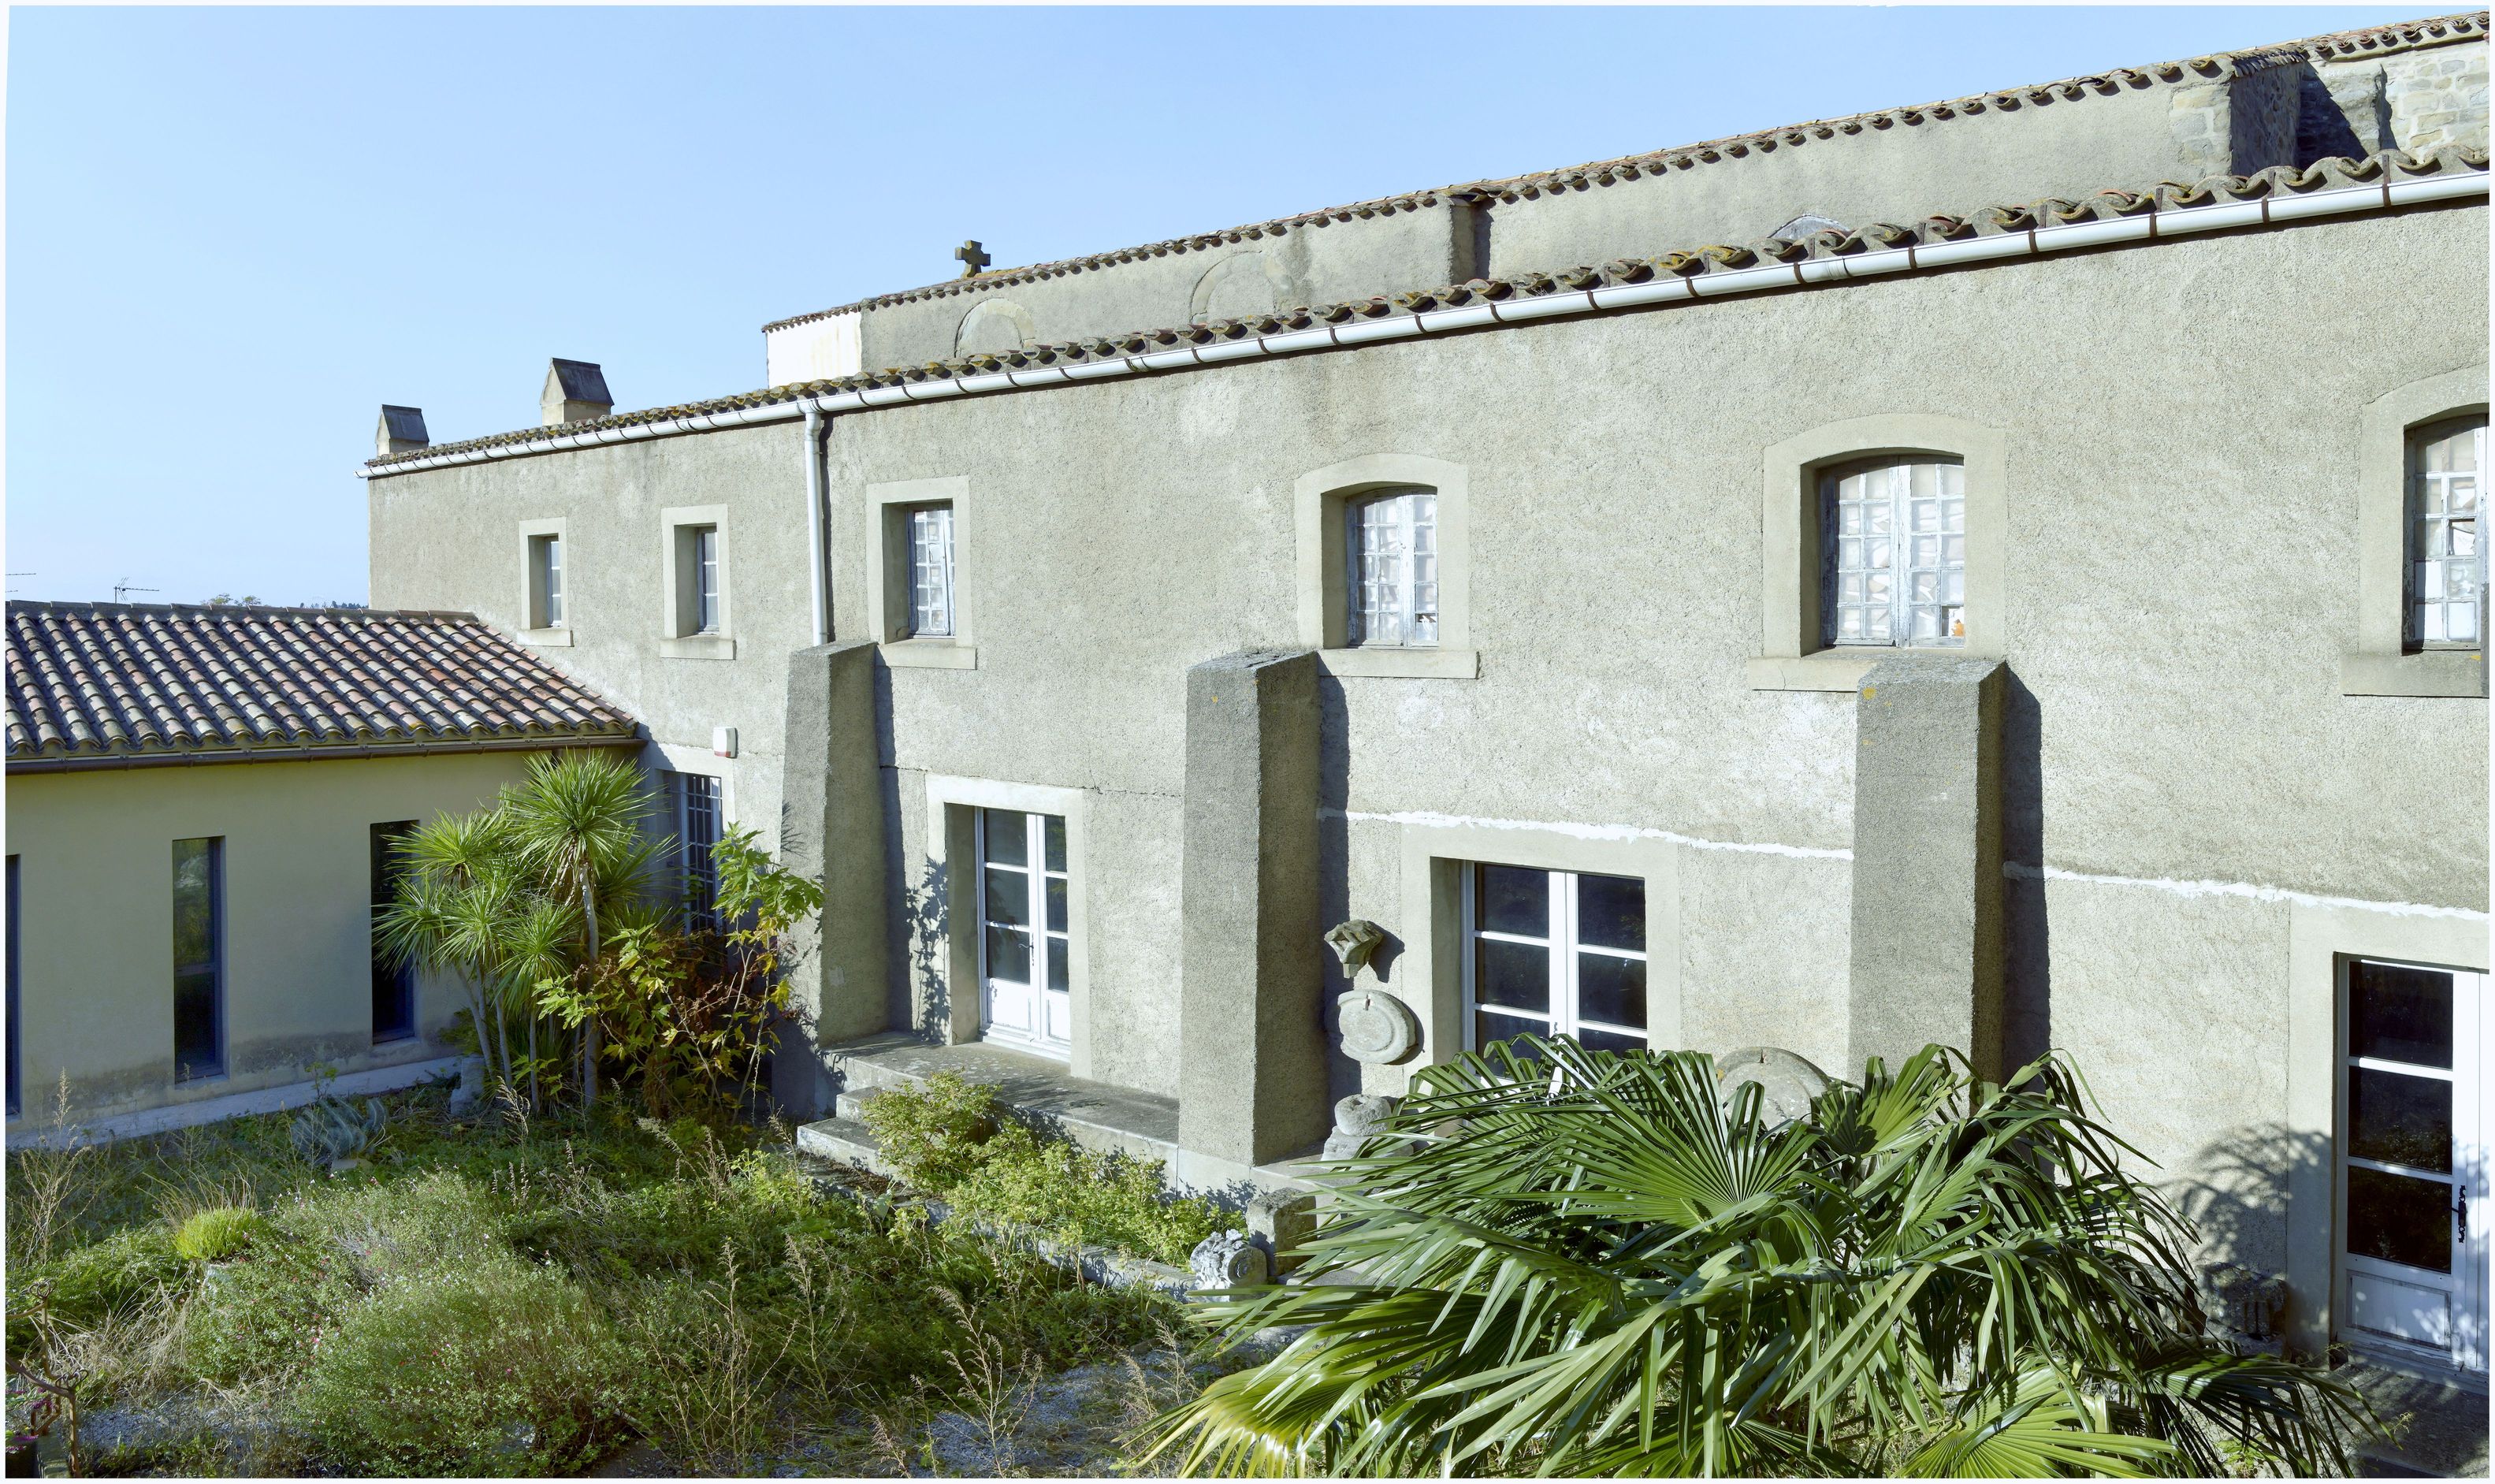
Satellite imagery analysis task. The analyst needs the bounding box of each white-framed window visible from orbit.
[1823,458,1965,648]
[907,505,956,638]
[1462,863,1647,1058]
[530,533,565,629]
[690,526,721,634]
[2408,416,2486,650]
[668,772,723,929]
[976,807,1071,1057]
[1346,487,1438,648]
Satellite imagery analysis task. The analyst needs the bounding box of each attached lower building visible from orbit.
[2,603,639,1138]
[363,15,2490,1384]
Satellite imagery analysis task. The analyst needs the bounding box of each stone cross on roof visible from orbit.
[954,240,991,277]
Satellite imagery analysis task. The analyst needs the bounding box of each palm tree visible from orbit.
[495,751,662,1109]
[1150,1039,2369,1478]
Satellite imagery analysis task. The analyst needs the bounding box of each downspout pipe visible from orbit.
[801,404,829,645]
[358,169,2489,480]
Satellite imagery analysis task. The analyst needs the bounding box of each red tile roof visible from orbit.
[5,602,638,769]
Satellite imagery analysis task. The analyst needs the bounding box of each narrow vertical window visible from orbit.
[692,526,721,634]
[6,854,19,1118]
[2408,417,2486,649]
[530,533,566,629]
[975,809,1072,1057]
[370,822,416,1043]
[173,837,224,1080]
[908,505,955,638]
[1824,459,1965,648]
[1346,488,1438,647]
[677,773,723,929]
[1463,864,1646,1059]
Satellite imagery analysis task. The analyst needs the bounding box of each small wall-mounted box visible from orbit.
[712,727,738,758]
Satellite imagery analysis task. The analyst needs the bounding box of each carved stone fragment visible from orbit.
[1189,1228,1270,1291]
[1712,1047,1829,1129]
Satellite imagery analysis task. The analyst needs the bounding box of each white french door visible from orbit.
[976,808,1070,1058]
[1460,863,1649,1058]
[2338,957,2486,1374]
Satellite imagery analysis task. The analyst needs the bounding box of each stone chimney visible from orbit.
[376,405,429,456]
[541,359,613,426]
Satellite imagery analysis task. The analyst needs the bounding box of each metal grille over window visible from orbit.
[1825,459,1965,648]
[1464,864,1646,1061]
[2408,418,2486,649]
[1348,488,1438,648]
[907,506,954,638]
[680,774,723,928]
[692,527,721,634]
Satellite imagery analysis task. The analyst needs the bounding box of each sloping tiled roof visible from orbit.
[370,146,2489,473]
[5,602,638,769]
[759,10,2487,331]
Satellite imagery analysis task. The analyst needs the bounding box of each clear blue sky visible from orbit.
[5,5,2437,606]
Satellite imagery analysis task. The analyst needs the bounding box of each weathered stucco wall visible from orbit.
[4,750,559,1125]
[369,194,2489,1292]
[369,422,814,857]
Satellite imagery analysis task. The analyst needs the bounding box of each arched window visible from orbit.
[1346,487,1438,648]
[1822,456,1966,649]
[2406,415,2486,650]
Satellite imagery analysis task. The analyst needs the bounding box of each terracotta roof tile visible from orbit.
[760,12,2487,332]
[5,602,638,767]
[373,146,2490,473]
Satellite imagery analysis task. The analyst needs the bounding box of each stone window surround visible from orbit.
[1379,817,1682,1096]
[1749,414,2009,692]
[516,517,570,647]
[865,475,977,670]
[921,773,1093,1077]
[657,504,734,661]
[2282,902,2489,1360]
[2342,363,2488,699]
[1295,452,1478,680]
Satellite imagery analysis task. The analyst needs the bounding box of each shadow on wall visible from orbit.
[2002,670,2054,1073]
[2173,1121,2318,1289]
[1315,674,1368,1105]
[905,855,950,1042]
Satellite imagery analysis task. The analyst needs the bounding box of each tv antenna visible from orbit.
[113,581,160,603]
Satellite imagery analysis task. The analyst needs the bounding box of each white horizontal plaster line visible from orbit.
[1325,806,1852,861]
[2002,861,2489,921]
[359,169,2486,479]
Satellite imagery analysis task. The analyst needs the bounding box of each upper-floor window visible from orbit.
[1347,487,1438,648]
[1823,458,1965,648]
[530,533,565,629]
[691,527,720,634]
[908,504,956,638]
[2408,416,2486,650]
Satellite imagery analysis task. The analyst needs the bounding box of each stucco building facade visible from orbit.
[365,16,2489,1379]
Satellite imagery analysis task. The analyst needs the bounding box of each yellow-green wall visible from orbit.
[4,749,586,1127]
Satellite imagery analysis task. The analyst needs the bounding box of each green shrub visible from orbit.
[7,1225,185,1348]
[172,1205,269,1263]
[289,1257,634,1475]
[182,1238,354,1387]
[858,1071,998,1190]
[948,1125,1223,1267]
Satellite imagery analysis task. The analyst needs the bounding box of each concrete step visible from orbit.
[794,1115,895,1178]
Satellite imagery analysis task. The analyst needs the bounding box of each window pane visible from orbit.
[1043,816,1066,872]
[172,839,215,969]
[2349,1067,2452,1173]
[1477,865,1548,938]
[1474,936,1552,1014]
[370,821,418,1041]
[1571,1025,1648,1058]
[909,505,954,637]
[1575,952,1648,1029]
[1576,872,1644,952]
[1474,1008,1547,1062]
[175,969,221,1079]
[982,866,1029,929]
[2347,1166,2452,1274]
[1046,875,1067,933]
[982,809,1028,868]
[984,924,1032,984]
[1047,938,1069,994]
[2350,961,2452,1068]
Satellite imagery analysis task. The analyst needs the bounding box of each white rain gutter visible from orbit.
[801,404,830,645]
[359,170,2488,481]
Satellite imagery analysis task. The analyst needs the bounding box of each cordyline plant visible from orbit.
[1148,1039,2370,1478]
[375,751,667,1112]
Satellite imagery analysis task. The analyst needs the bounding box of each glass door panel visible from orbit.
[976,809,1071,1059]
